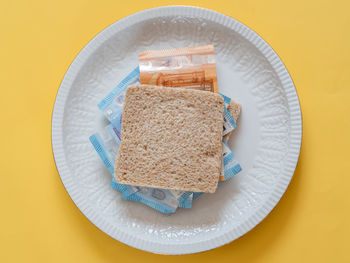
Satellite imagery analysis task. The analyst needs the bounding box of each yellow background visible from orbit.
[1,0,349,262]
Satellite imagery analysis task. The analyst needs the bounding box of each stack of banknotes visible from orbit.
[89,45,242,213]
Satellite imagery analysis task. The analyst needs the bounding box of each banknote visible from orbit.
[139,45,218,92]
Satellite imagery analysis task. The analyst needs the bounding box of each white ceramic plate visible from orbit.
[52,6,302,254]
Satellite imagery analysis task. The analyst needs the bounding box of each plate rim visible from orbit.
[51,5,302,255]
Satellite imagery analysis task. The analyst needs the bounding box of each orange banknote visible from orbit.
[138,45,218,93]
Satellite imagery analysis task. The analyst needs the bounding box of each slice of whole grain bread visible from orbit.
[114,84,224,193]
[224,100,241,141]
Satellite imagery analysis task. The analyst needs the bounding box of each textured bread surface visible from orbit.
[224,100,241,141]
[114,84,224,193]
